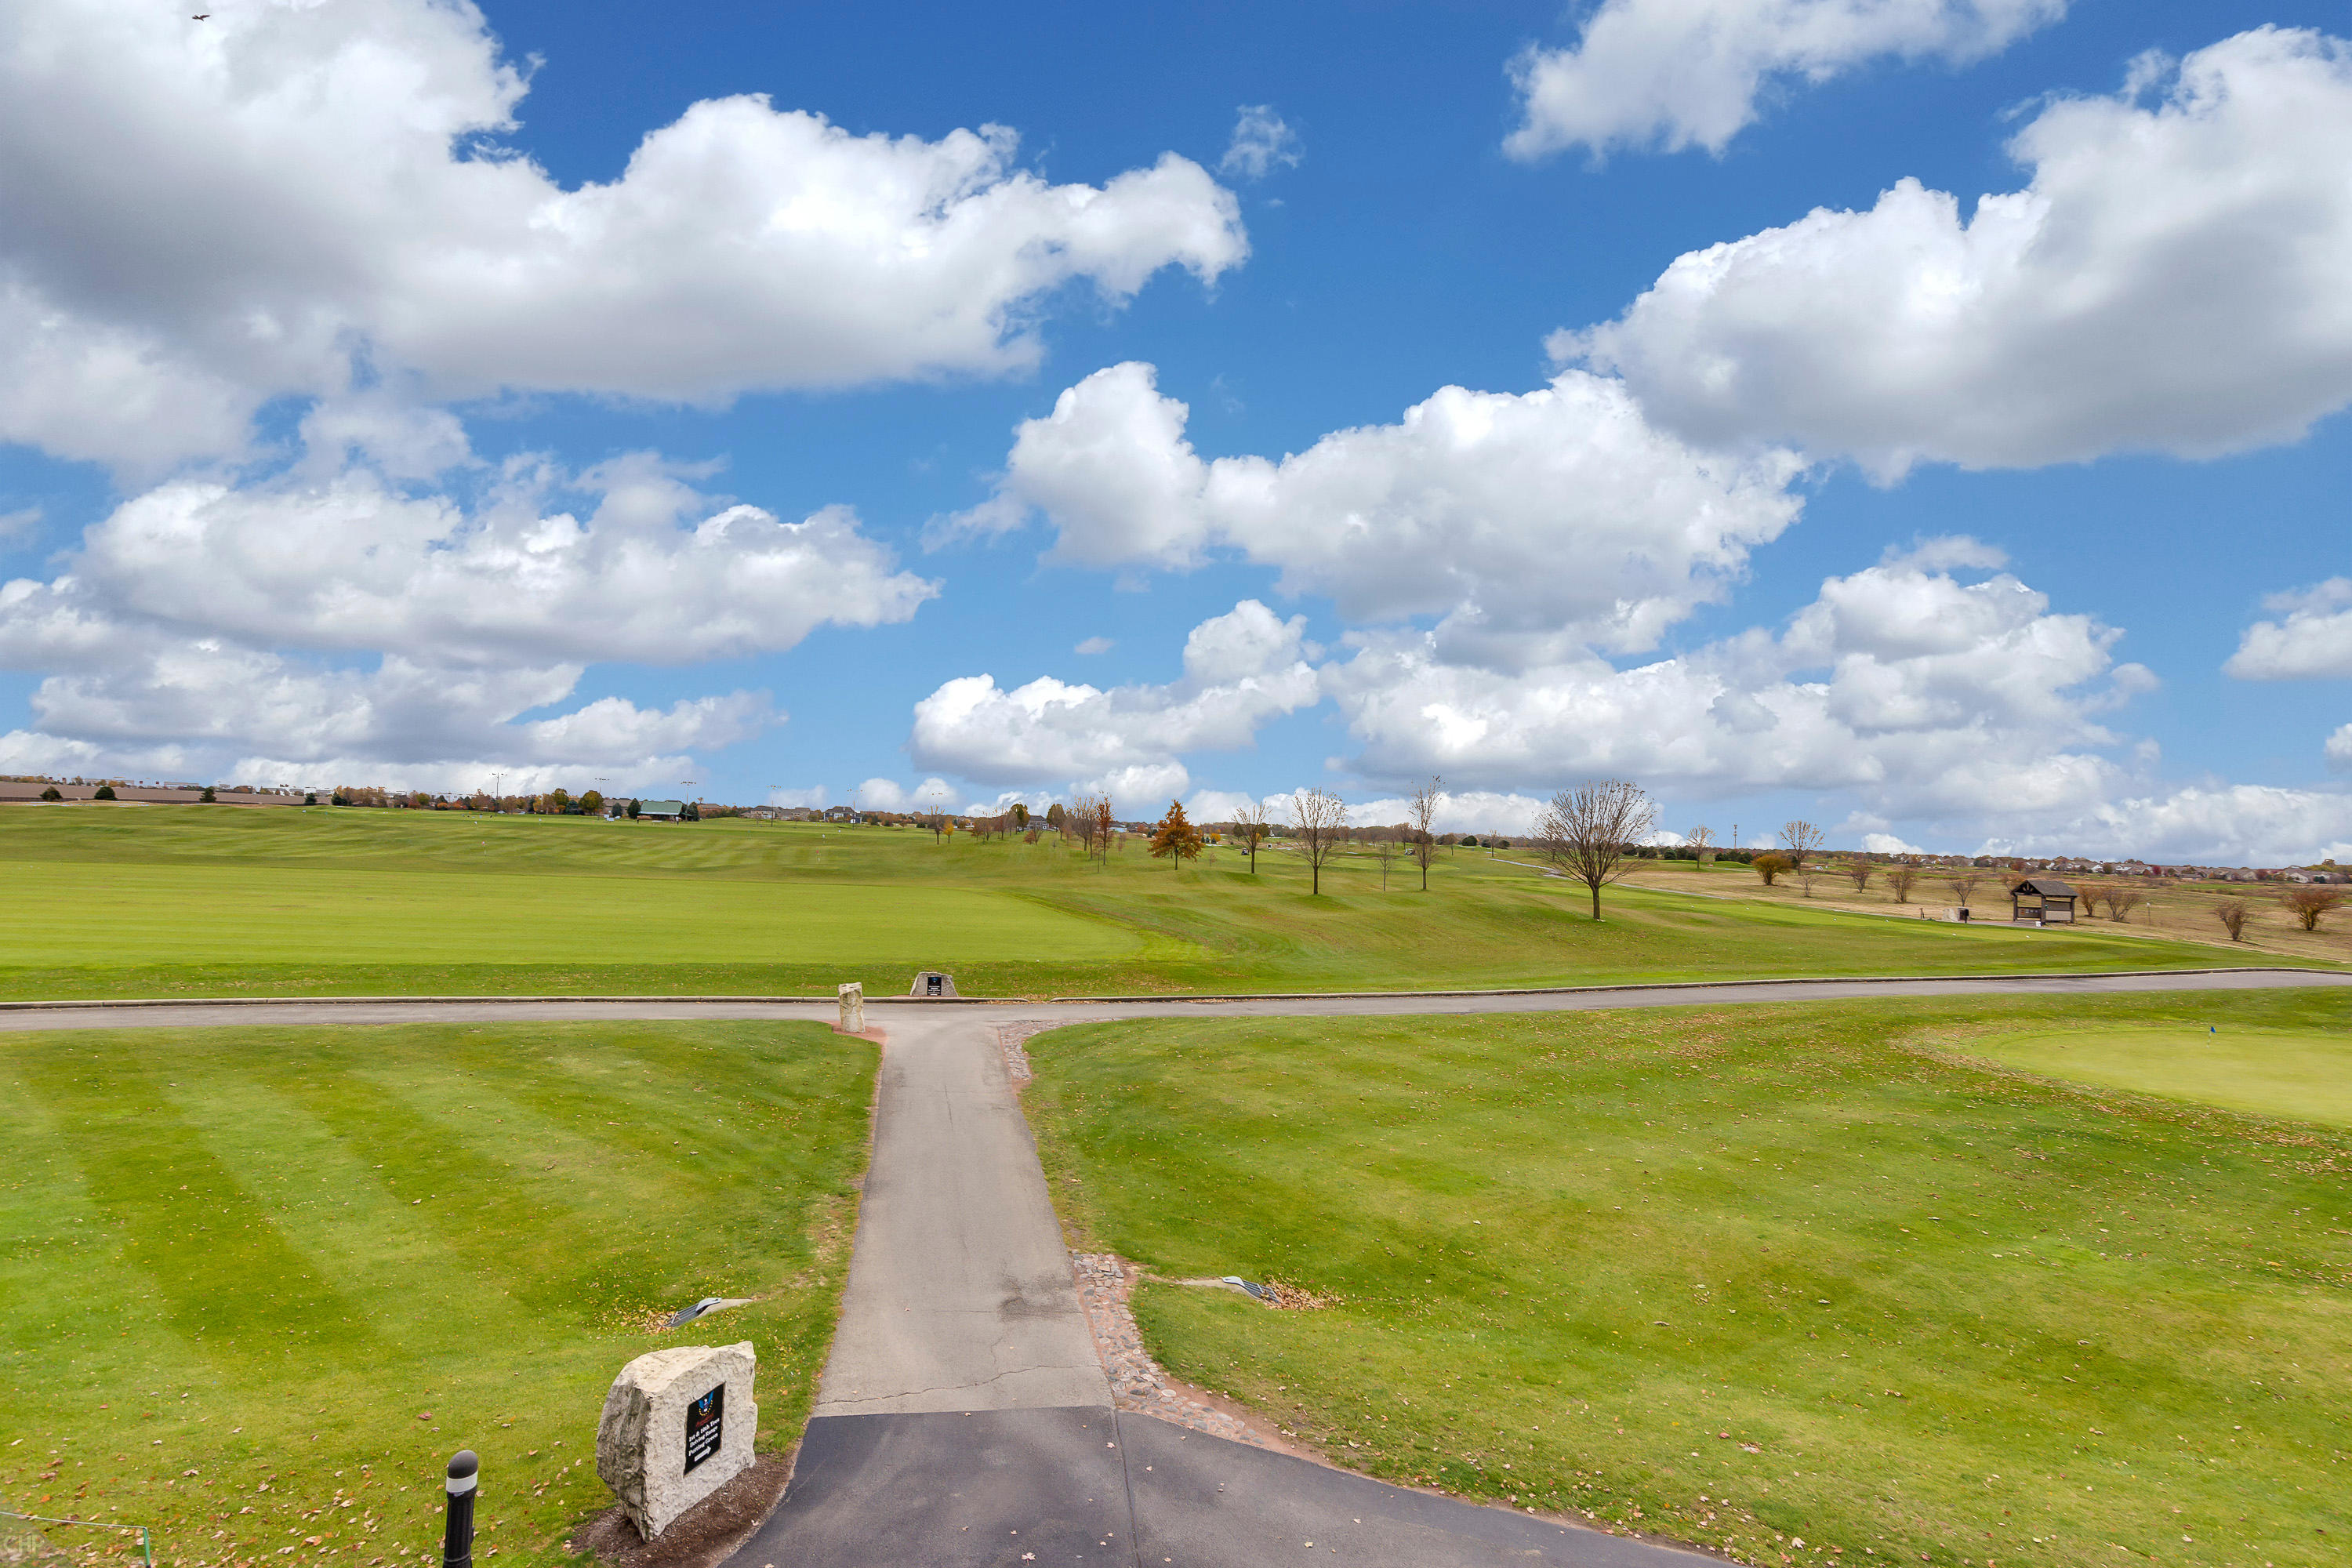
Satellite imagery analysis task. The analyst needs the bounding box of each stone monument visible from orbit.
[594,1341,757,1540]
[909,970,957,997]
[837,982,864,1033]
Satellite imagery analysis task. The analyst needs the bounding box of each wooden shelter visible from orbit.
[2010,878,2077,924]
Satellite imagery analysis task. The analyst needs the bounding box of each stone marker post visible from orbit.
[837,982,864,1033]
[595,1343,757,1541]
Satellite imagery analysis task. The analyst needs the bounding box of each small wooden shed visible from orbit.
[2010,878,2078,924]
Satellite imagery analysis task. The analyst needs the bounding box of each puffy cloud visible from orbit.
[0,452,925,782]
[1505,0,2064,160]
[1321,543,2151,829]
[1570,27,2352,474]
[1861,831,1925,855]
[2328,726,2352,773]
[0,2,1245,470]
[851,776,959,813]
[1993,784,2352,866]
[0,457,934,673]
[908,599,1317,790]
[10,641,769,793]
[765,786,829,809]
[2225,579,2352,681]
[1221,106,1302,180]
[953,361,1803,659]
[1319,788,1552,837]
[1073,636,1116,655]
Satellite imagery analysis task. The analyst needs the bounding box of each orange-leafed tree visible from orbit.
[1149,798,1203,872]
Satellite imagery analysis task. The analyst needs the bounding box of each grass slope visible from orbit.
[0,807,2307,1000]
[0,1021,875,1568]
[1026,989,2352,1568]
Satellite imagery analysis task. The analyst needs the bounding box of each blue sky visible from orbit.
[1,2,2347,861]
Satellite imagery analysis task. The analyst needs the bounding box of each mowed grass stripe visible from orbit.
[0,1022,875,1568]
[1028,993,2351,1568]
[13,1045,387,1361]
[206,1058,637,1328]
[0,858,1161,967]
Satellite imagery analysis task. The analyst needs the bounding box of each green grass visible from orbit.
[1025,989,2352,1568]
[0,1021,876,1568]
[1967,1024,2352,1130]
[0,858,1160,966]
[0,805,2311,1000]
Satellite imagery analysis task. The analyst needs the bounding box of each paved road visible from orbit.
[13,969,2347,1565]
[2,964,2342,1034]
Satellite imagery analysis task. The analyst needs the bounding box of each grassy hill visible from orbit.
[0,804,2324,1000]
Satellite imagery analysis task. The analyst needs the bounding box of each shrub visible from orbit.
[38,786,61,801]
[93,784,114,800]
[1752,851,1790,886]
[199,785,216,803]
[303,792,317,805]
[2216,899,2250,942]
[2283,886,2345,931]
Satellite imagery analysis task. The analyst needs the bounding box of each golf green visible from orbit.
[1966,1022,2352,1127]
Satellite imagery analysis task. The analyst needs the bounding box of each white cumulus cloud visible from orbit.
[2225,579,2352,681]
[0,1,1246,471]
[1505,0,2065,160]
[1321,542,2151,833]
[908,600,1318,797]
[1570,27,2352,474]
[0,451,930,785]
[950,361,1803,661]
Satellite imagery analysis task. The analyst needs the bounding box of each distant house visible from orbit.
[638,799,688,821]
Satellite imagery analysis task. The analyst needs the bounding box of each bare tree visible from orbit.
[1094,797,1116,867]
[2107,889,2147,922]
[1797,862,1819,898]
[1232,798,1270,875]
[2215,898,2250,942]
[2284,886,2346,931]
[1886,864,1920,904]
[1779,819,1824,868]
[1950,873,1980,908]
[2075,885,2105,920]
[1373,833,1399,890]
[1686,824,1715,860]
[1537,779,1660,920]
[1845,861,1875,893]
[1408,776,1443,891]
[1289,788,1349,895]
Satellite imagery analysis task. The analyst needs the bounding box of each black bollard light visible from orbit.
[441,1450,478,1568]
